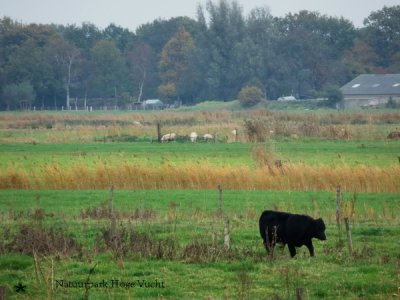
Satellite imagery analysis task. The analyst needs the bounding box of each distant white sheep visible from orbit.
[203,133,214,141]
[189,132,198,142]
[161,133,176,142]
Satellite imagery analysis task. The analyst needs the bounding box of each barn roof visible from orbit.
[340,74,400,96]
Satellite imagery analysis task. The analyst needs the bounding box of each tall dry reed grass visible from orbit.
[1,109,399,141]
[1,109,399,127]
[1,162,399,192]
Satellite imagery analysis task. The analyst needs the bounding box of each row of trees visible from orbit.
[0,1,399,110]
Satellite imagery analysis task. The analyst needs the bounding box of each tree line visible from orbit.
[0,1,399,110]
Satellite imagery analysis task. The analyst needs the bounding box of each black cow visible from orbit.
[259,210,326,257]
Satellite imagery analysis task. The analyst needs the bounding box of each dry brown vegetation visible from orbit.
[3,223,81,257]
[1,161,399,192]
[1,109,400,142]
[1,110,400,126]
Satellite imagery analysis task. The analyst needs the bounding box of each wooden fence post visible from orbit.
[109,185,117,250]
[336,185,342,241]
[344,217,353,256]
[224,217,230,250]
[218,185,223,215]
[109,184,114,215]
[296,287,305,300]
[157,123,162,143]
[0,286,6,300]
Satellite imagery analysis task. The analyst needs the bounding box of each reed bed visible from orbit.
[1,121,398,143]
[1,162,399,192]
[1,109,400,124]
[1,108,399,142]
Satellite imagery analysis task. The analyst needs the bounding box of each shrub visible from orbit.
[98,223,177,260]
[5,223,81,256]
[239,86,263,107]
[243,119,269,142]
[324,86,343,108]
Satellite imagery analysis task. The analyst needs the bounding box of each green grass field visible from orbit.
[1,139,399,170]
[0,189,399,299]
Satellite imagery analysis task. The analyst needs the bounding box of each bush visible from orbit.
[5,223,81,256]
[324,86,343,108]
[238,86,263,107]
[244,119,270,142]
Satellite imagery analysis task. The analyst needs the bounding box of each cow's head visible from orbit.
[314,218,326,241]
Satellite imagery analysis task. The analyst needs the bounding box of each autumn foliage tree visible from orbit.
[158,27,195,102]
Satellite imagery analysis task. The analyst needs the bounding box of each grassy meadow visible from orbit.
[0,105,400,299]
[0,190,399,299]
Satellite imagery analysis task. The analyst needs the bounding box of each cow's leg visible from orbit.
[288,244,296,257]
[264,228,273,252]
[306,241,314,257]
[265,228,275,259]
[263,239,269,252]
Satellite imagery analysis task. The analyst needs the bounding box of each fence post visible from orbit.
[344,217,353,256]
[336,185,342,241]
[157,123,162,143]
[109,185,116,248]
[109,184,114,215]
[296,288,304,300]
[218,185,223,215]
[224,217,230,250]
[0,286,6,300]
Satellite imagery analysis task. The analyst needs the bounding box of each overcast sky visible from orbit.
[1,0,399,31]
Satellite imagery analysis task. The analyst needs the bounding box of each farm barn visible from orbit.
[339,74,400,109]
